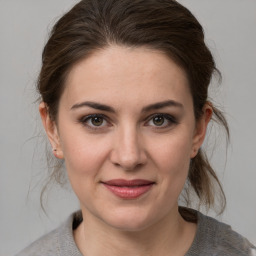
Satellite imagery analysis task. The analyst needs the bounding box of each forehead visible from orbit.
[62,46,191,108]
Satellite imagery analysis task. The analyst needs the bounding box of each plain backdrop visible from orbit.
[0,1,255,255]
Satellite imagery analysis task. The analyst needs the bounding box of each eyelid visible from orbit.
[79,113,105,122]
[144,113,178,128]
[78,114,111,129]
[78,113,178,130]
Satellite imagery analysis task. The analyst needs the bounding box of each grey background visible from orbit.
[0,0,255,255]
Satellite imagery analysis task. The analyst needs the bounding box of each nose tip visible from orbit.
[110,131,147,171]
[113,151,145,170]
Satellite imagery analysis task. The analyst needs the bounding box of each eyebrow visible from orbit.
[70,100,183,112]
[71,101,115,112]
[142,100,183,112]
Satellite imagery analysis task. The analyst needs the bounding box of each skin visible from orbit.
[40,46,212,256]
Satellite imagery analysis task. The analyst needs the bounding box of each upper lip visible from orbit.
[102,179,155,186]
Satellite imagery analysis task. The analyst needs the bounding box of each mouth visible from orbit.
[101,179,155,199]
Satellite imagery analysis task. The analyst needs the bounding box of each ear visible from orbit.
[190,103,212,158]
[39,102,64,159]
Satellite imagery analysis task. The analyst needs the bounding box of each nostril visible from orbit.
[110,152,146,171]
[109,132,147,169]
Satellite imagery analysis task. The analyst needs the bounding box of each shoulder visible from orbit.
[201,213,255,255]
[15,211,83,256]
[187,209,256,256]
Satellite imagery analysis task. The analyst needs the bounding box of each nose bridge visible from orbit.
[111,122,146,170]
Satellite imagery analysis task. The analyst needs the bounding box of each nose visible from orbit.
[109,125,147,171]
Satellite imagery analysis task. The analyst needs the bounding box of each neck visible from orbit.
[74,207,197,256]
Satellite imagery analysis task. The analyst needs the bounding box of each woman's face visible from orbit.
[41,46,210,231]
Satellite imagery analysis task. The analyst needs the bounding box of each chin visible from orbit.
[101,208,158,232]
[108,219,153,232]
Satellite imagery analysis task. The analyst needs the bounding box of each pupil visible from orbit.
[92,117,103,126]
[153,116,164,126]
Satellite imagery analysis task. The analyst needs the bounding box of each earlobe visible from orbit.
[190,103,213,158]
[39,102,64,159]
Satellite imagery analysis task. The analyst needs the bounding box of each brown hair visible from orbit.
[38,0,229,216]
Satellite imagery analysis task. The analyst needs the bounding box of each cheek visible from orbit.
[60,133,112,205]
[151,131,193,169]
[150,131,193,190]
[60,130,111,181]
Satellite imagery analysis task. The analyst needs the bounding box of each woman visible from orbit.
[17,0,255,255]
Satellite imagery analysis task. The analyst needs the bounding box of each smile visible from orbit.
[101,179,155,199]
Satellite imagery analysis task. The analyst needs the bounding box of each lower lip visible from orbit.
[103,184,154,199]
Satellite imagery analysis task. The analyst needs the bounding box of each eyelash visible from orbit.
[145,113,178,129]
[78,114,110,130]
[78,113,178,130]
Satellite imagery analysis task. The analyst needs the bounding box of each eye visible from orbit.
[152,115,165,126]
[146,114,177,128]
[79,114,109,129]
[90,116,104,126]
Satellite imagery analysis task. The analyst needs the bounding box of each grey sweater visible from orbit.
[16,210,256,256]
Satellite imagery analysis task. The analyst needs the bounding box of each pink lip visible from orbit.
[102,179,155,199]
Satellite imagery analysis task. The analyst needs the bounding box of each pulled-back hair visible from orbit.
[38,0,229,217]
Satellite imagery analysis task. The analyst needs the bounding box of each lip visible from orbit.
[101,179,155,199]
